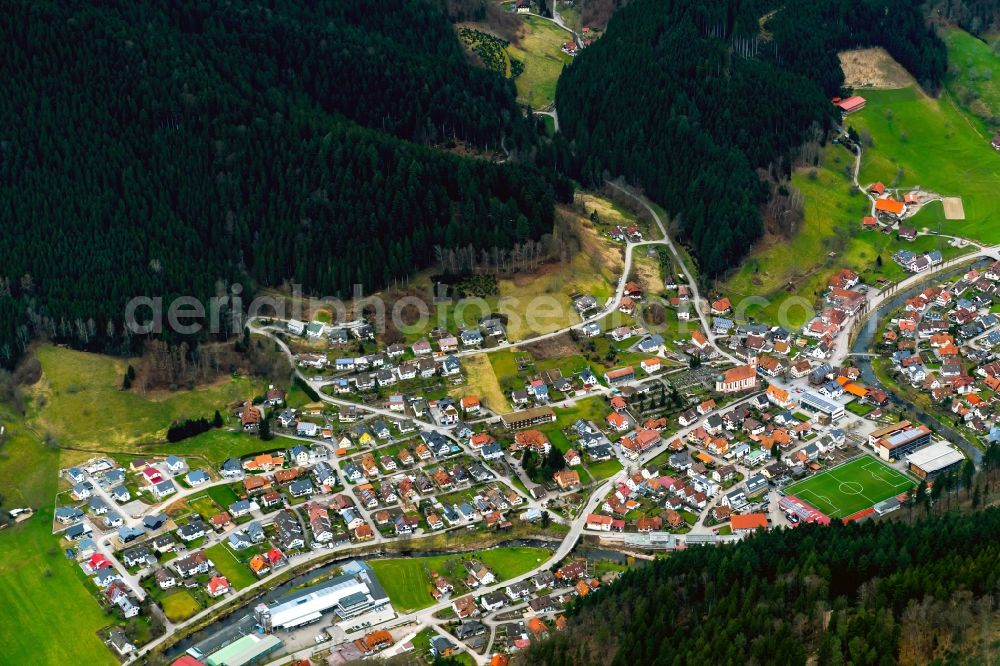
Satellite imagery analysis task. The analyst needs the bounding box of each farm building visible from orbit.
[834,95,866,113]
[875,199,905,217]
[604,366,635,386]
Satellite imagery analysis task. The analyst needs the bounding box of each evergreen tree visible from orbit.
[0,0,569,369]
[545,444,566,477]
[555,0,945,279]
[522,449,538,478]
[962,458,976,495]
[524,508,1000,666]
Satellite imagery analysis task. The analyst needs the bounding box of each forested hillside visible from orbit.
[0,0,567,367]
[523,508,1000,666]
[768,0,947,96]
[931,0,1000,35]
[555,0,946,279]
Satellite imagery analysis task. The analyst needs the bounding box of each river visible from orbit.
[850,261,986,464]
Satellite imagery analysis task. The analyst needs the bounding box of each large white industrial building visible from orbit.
[255,560,394,633]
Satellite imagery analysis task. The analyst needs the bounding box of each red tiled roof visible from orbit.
[875,198,904,214]
[836,95,866,112]
[731,513,768,530]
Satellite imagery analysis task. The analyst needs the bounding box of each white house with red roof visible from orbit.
[206,575,230,598]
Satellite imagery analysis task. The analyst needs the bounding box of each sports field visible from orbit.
[783,456,915,519]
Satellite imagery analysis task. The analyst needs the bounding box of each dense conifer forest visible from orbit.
[0,0,568,367]
[555,0,946,279]
[523,506,1000,666]
[0,0,952,368]
[930,0,1000,35]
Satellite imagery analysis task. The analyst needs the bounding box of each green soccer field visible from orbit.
[783,456,915,519]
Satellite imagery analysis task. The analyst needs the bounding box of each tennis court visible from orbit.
[783,456,915,519]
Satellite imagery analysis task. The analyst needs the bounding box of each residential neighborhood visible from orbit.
[8,4,1000,665]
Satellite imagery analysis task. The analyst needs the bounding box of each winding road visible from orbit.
[130,180,742,665]
[132,174,998,664]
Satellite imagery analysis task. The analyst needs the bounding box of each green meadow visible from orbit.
[942,27,1000,126]
[506,16,574,108]
[0,344,284,666]
[369,556,454,611]
[160,590,201,622]
[0,411,116,665]
[478,546,551,580]
[28,345,263,451]
[205,542,257,590]
[168,429,299,468]
[723,75,993,327]
[850,86,1000,241]
[369,546,551,611]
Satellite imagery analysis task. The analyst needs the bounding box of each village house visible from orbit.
[240,401,262,433]
[553,469,581,490]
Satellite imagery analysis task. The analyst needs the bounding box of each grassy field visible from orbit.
[722,89,980,329]
[497,209,620,340]
[721,37,1000,327]
[205,482,241,508]
[535,396,609,453]
[0,517,117,665]
[167,429,299,467]
[506,16,574,108]
[556,0,583,32]
[27,345,262,450]
[188,495,223,521]
[488,349,522,387]
[369,557,447,612]
[205,542,257,590]
[160,590,201,622]
[539,113,556,136]
[851,86,1000,241]
[553,396,607,429]
[845,400,876,417]
[783,456,914,519]
[587,458,623,481]
[942,27,1000,127]
[284,382,322,411]
[454,353,509,413]
[632,252,666,295]
[478,546,550,579]
[722,142,870,327]
[0,409,117,665]
[370,546,551,611]
[576,192,647,235]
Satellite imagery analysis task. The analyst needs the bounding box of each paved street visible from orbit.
[115,180,997,666]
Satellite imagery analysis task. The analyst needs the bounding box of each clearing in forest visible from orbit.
[838,47,916,89]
